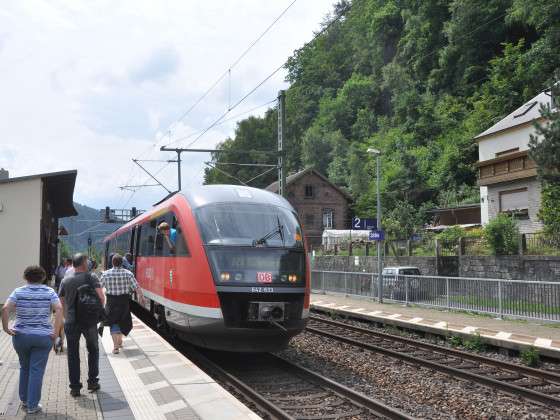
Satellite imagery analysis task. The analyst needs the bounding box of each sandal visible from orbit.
[112,348,119,354]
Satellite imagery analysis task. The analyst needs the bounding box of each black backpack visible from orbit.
[76,276,104,327]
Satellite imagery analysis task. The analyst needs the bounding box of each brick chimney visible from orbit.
[0,168,8,180]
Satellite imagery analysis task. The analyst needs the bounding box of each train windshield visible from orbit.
[194,203,304,249]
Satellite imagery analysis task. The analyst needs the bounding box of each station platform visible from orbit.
[310,293,560,359]
[0,315,259,419]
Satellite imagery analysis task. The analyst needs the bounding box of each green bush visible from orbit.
[464,332,485,352]
[483,214,520,255]
[449,335,463,347]
[520,346,540,367]
[436,225,465,242]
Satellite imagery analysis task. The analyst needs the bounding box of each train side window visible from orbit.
[139,221,155,256]
[174,217,189,256]
[154,212,189,257]
[155,226,165,256]
[170,213,189,256]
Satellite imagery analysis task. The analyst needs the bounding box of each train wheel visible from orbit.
[155,305,170,333]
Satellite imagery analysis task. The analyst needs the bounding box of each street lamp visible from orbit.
[367,148,383,303]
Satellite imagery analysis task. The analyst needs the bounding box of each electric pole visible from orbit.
[159,147,183,191]
[277,90,286,197]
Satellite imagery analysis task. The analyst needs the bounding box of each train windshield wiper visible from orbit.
[253,216,285,247]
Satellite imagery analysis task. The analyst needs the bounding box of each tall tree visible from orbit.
[529,81,560,236]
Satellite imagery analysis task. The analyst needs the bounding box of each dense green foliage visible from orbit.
[529,81,560,236]
[483,213,520,255]
[538,183,560,237]
[204,0,560,233]
[60,239,71,259]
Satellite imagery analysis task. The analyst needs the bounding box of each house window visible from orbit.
[499,188,529,218]
[304,214,315,228]
[304,184,314,198]
[322,208,334,229]
[496,148,519,157]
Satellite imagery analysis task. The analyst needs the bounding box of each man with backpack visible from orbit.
[58,253,105,397]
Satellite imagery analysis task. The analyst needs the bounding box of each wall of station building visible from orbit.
[0,179,42,302]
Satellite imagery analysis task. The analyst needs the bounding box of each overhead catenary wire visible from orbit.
[121,162,171,209]
[178,5,350,150]
[167,98,277,146]
[120,0,298,204]
[118,1,334,208]
[166,0,298,134]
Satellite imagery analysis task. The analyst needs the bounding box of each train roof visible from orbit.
[182,184,293,210]
[105,185,294,241]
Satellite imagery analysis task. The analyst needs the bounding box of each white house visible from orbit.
[475,89,555,233]
[0,170,77,302]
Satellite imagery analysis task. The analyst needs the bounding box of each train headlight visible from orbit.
[281,274,288,282]
[288,274,298,283]
[220,272,231,281]
[234,272,243,281]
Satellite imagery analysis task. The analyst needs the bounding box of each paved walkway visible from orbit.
[311,293,560,358]
[100,315,259,420]
[0,330,109,419]
[0,314,260,420]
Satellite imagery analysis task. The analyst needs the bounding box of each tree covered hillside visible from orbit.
[204,0,560,234]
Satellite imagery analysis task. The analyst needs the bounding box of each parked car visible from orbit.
[382,266,422,301]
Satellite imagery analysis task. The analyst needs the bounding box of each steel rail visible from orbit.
[310,315,560,383]
[131,303,412,419]
[270,354,414,420]
[308,315,560,408]
[184,347,294,420]
[187,347,412,420]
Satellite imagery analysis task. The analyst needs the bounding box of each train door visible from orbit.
[154,212,175,299]
[136,219,157,295]
[132,225,141,275]
[128,226,137,275]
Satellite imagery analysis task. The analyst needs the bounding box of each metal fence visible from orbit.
[524,233,560,256]
[317,234,560,257]
[311,270,560,322]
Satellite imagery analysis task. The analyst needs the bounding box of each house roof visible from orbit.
[475,90,554,141]
[265,167,353,200]
[426,203,480,213]
[0,170,78,217]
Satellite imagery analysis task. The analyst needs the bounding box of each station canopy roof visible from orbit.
[0,170,78,217]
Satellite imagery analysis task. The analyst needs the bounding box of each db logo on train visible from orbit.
[256,271,273,283]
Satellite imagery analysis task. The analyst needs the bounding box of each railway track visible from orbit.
[132,304,411,419]
[307,315,560,409]
[185,348,413,420]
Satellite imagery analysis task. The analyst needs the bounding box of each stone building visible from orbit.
[0,170,77,302]
[266,168,352,248]
[475,89,555,233]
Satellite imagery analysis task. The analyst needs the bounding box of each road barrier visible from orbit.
[311,270,560,322]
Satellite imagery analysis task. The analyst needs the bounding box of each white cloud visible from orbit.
[0,0,335,211]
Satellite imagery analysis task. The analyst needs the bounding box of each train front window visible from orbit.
[206,248,305,285]
[195,203,303,248]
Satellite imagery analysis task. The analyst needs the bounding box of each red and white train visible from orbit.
[103,185,310,352]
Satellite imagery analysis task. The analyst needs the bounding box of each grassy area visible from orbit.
[314,248,379,257]
[449,295,560,316]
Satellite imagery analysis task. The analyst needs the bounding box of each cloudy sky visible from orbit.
[0,0,335,211]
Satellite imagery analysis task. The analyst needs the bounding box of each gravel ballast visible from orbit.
[280,331,559,419]
[313,310,560,373]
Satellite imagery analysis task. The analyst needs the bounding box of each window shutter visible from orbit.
[500,189,528,211]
